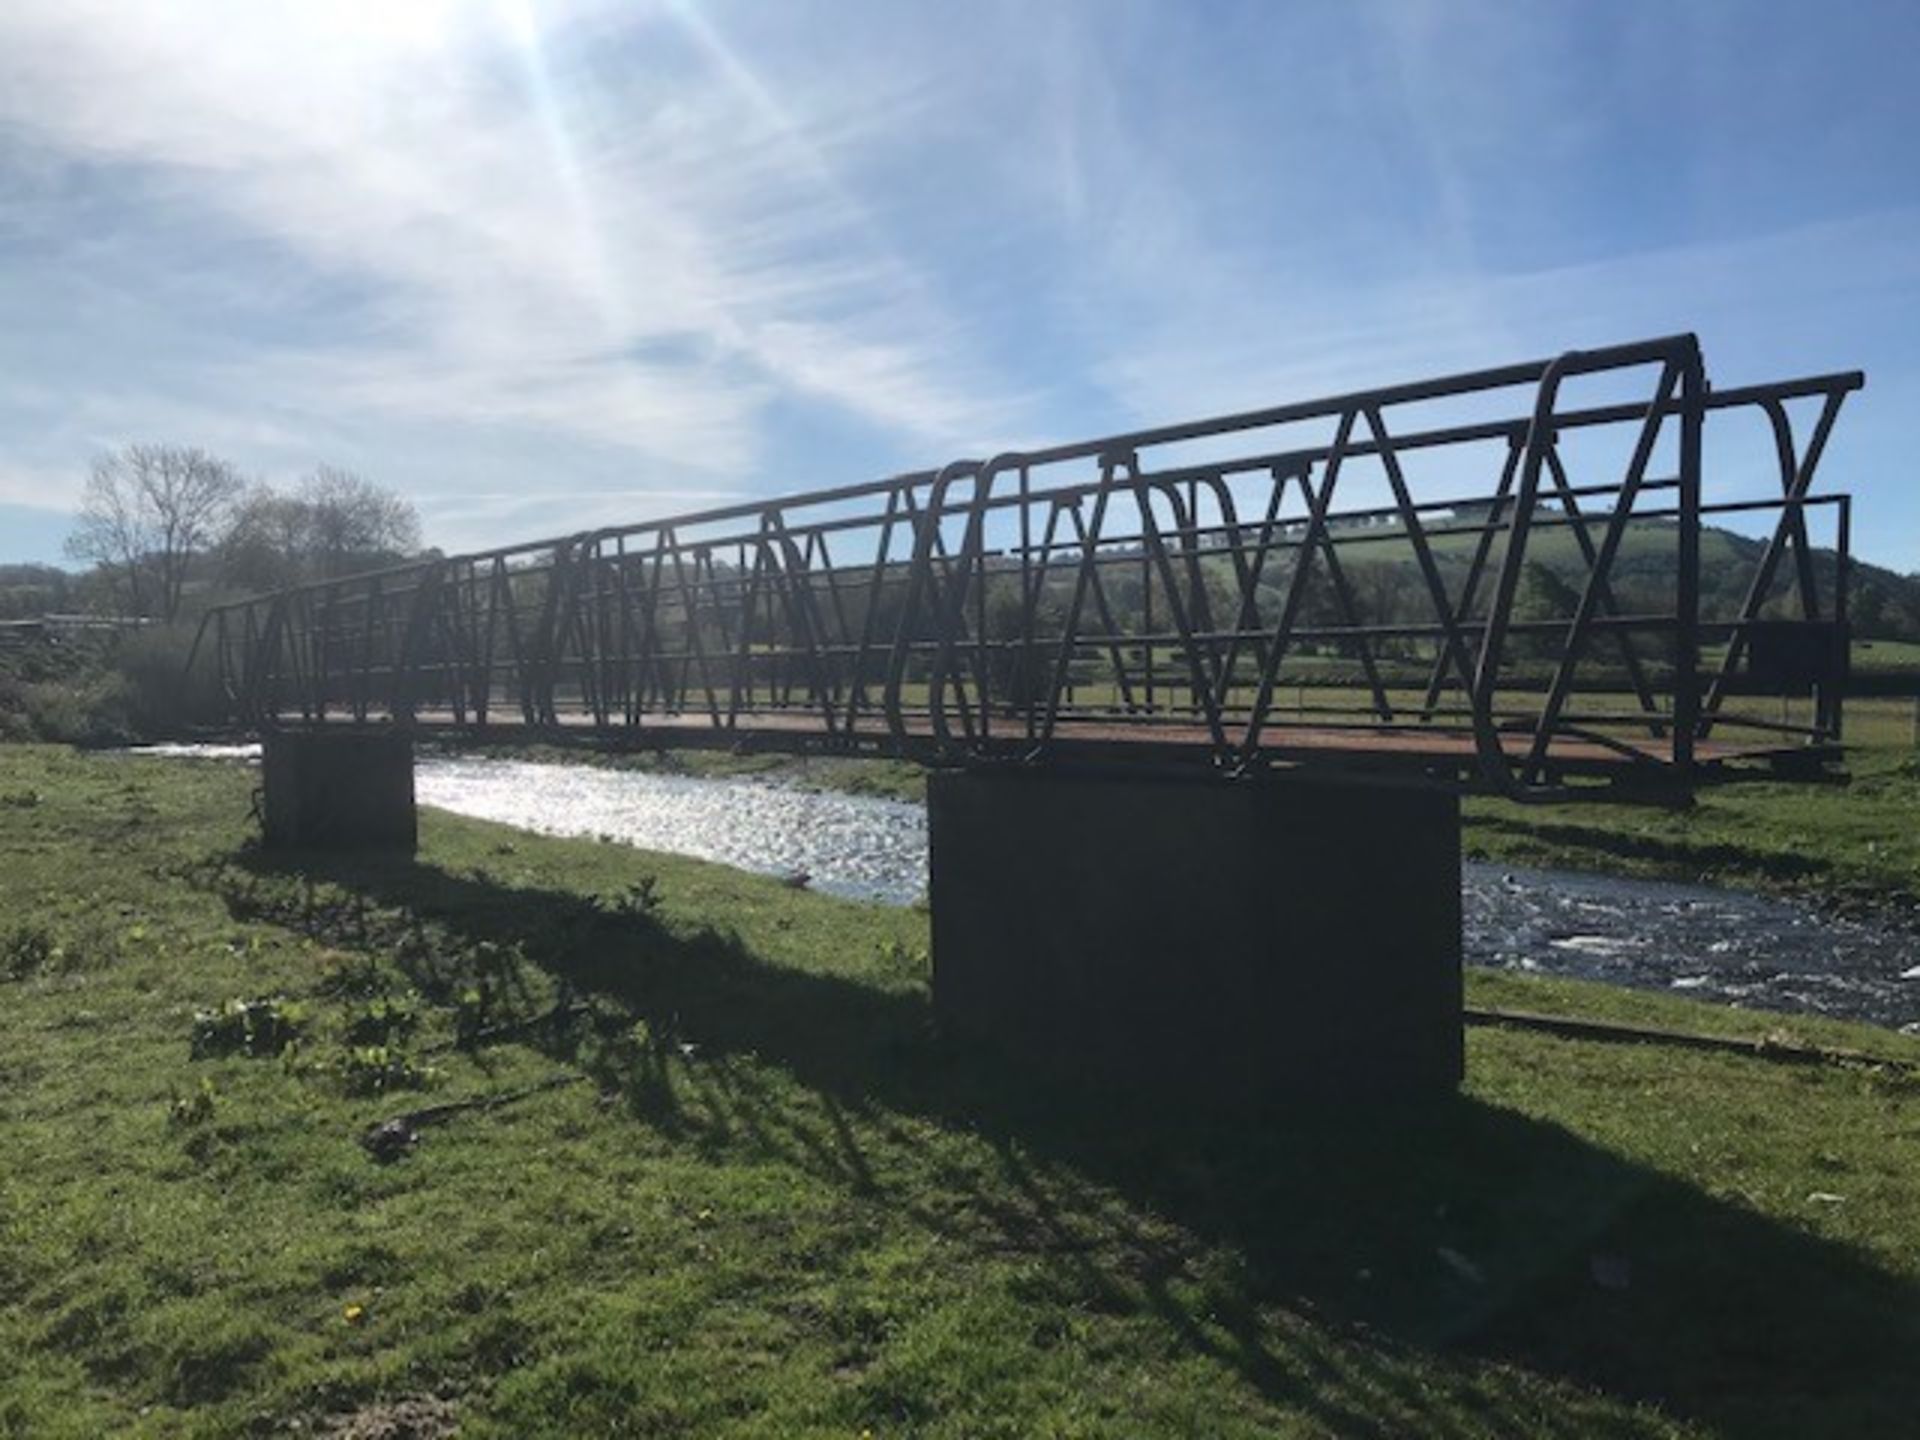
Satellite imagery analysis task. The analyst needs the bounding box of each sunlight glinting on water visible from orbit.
[416,756,928,906]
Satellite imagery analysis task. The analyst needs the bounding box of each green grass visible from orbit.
[1851,637,1920,675]
[3,745,1920,1437]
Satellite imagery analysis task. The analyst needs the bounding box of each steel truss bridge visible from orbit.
[191,335,1862,802]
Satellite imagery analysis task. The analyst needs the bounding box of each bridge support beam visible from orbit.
[927,770,1462,1100]
[260,730,417,852]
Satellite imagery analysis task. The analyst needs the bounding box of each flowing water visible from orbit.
[1462,865,1918,1029]
[416,755,927,908]
[129,743,1920,1030]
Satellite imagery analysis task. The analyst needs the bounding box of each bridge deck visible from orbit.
[323,708,1828,782]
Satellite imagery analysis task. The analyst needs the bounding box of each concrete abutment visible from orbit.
[927,769,1463,1099]
[260,729,417,852]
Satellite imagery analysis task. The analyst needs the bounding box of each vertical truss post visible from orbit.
[1673,346,1705,779]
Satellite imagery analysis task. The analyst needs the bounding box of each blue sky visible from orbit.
[0,0,1915,569]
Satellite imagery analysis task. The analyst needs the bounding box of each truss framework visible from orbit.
[190,335,1862,801]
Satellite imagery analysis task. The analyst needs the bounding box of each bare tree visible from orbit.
[299,467,420,578]
[65,444,243,620]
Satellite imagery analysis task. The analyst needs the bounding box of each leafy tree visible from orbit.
[220,487,313,593]
[219,468,422,590]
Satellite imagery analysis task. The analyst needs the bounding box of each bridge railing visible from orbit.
[188,334,1862,799]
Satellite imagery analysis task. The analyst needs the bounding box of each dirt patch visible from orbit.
[316,1394,461,1440]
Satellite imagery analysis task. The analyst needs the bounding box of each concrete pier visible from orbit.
[927,769,1462,1100]
[260,730,417,852]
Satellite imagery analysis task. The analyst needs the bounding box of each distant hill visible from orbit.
[1279,512,1920,645]
[0,564,83,621]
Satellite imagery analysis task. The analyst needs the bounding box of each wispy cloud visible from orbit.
[0,1,1914,567]
[0,0,1021,492]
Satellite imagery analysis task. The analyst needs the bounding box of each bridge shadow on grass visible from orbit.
[234,847,1920,1439]
[1465,813,1828,886]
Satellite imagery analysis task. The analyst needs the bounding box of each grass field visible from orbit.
[3,745,1919,1437]
[1850,637,1920,674]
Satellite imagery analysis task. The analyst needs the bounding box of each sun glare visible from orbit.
[491,0,631,341]
[298,0,463,53]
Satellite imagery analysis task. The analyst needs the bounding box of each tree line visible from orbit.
[57,442,424,622]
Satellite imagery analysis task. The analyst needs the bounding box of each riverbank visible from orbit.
[1466,747,1920,923]
[3,744,1919,1436]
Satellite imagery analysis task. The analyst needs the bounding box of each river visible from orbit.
[132,744,1920,1031]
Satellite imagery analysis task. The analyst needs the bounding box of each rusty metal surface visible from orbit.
[189,334,1862,801]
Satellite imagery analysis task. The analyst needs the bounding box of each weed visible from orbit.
[877,938,930,984]
[2,922,58,980]
[469,939,527,986]
[453,983,493,1048]
[599,874,661,919]
[315,948,393,999]
[190,997,308,1059]
[322,1045,440,1097]
[342,992,422,1046]
[166,1078,218,1129]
